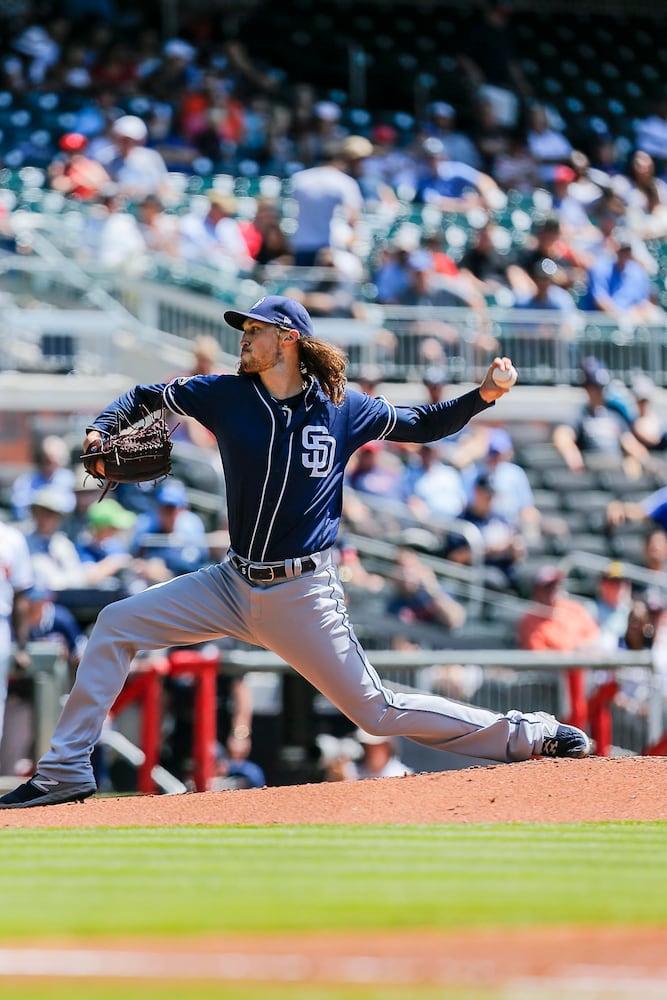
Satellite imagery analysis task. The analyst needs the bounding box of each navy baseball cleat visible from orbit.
[0,773,96,809]
[540,724,592,759]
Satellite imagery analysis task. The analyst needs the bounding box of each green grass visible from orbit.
[0,988,501,1000]
[1,822,666,937]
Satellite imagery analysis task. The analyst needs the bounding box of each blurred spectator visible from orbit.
[608,487,667,537]
[491,128,540,193]
[0,521,33,748]
[107,114,173,202]
[445,473,525,588]
[179,191,253,272]
[550,164,600,242]
[465,428,543,545]
[130,479,209,583]
[386,547,466,631]
[582,235,664,323]
[289,134,372,266]
[634,90,667,171]
[362,123,416,201]
[458,221,520,306]
[525,103,573,186]
[241,199,293,269]
[455,0,530,128]
[136,194,180,256]
[516,565,601,652]
[469,96,511,173]
[422,101,482,168]
[594,561,633,652]
[400,442,467,522]
[75,497,136,587]
[421,364,449,405]
[622,150,667,241]
[47,132,111,200]
[26,585,87,673]
[553,357,651,477]
[413,137,503,212]
[11,435,76,522]
[514,257,577,314]
[24,487,86,591]
[345,441,404,503]
[81,183,147,272]
[629,374,667,452]
[353,728,413,779]
[512,215,584,298]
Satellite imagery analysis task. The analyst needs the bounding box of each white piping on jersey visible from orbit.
[163,382,187,415]
[260,431,294,560]
[248,383,277,560]
[375,397,398,439]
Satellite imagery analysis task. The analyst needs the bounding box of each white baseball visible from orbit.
[492,365,518,387]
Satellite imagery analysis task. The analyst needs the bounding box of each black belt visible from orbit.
[230,554,317,583]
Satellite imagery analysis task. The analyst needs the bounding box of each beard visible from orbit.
[238,342,281,375]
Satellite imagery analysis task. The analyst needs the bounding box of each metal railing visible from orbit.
[2,239,667,387]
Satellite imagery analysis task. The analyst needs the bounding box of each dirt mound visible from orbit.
[2,756,665,827]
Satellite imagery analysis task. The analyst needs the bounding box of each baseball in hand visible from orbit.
[492,365,518,388]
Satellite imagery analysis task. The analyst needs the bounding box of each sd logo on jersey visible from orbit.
[302,426,336,477]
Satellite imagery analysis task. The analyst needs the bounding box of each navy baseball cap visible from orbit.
[224,295,314,338]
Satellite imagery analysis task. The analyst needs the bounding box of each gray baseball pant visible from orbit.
[38,549,556,784]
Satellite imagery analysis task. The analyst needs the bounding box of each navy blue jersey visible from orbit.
[87,374,492,561]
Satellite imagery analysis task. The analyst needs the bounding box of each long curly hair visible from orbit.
[299,337,348,406]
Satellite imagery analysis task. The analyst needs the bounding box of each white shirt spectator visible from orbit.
[0,522,34,744]
[290,164,363,256]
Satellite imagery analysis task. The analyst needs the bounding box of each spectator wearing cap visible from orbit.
[551,164,600,242]
[47,132,111,201]
[422,101,482,168]
[75,498,136,588]
[594,561,633,652]
[362,124,414,203]
[24,487,86,592]
[464,428,543,545]
[413,136,502,213]
[289,135,372,266]
[582,230,664,324]
[107,114,172,201]
[26,585,87,673]
[513,216,584,299]
[179,190,253,272]
[445,473,525,589]
[516,565,601,653]
[386,546,466,633]
[553,357,651,476]
[353,727,413,779]
[130,480,209,584]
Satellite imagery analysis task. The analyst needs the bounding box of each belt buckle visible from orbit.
[248,563,274,583]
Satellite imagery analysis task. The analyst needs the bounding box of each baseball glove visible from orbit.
[82,410,175,498]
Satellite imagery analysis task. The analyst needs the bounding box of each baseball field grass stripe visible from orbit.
[1,822,667,937]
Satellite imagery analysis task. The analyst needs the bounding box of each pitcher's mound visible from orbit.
[1,756,665,828]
